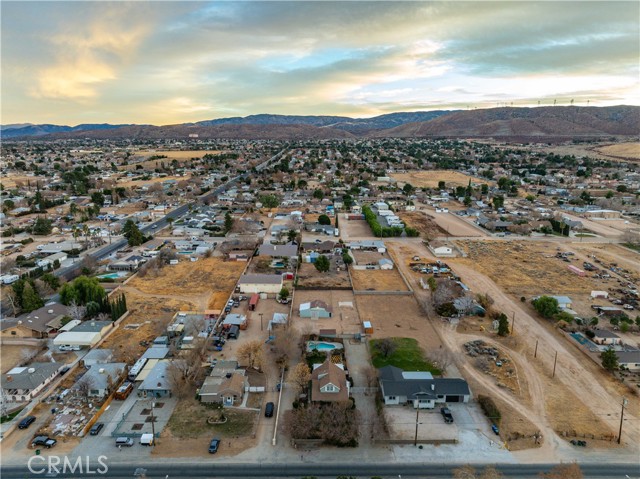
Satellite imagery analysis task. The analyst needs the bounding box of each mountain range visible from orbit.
[2,106,638,140]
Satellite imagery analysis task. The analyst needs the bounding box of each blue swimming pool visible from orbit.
[97,272,128,280]
[306,341,344,352]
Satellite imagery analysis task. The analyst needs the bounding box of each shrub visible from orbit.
[478,395,501,426]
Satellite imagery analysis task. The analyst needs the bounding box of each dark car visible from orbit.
[18,416,36,429]
[491,424,499,435]
[265,402,275,418]
[89,422,104,435]
[440,407,454,424]
[32,435,57,448]
[208,438,220,454]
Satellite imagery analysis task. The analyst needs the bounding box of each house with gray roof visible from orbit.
[74,363,126,399]
[378,365,470,409]
[1,362,62,402]
[137,360,175,398]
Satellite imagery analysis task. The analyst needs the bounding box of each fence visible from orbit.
[372,438,458,445]
[353,290,413,296]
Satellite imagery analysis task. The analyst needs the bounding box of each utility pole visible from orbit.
[511,312,515,336]
[534,339,539,358]
[618,397,628,444]
[150,400,156,445]
[414,406,420,446]
[259,313,264,331]
[552,351,558,378]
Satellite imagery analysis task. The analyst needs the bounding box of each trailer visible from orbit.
[1,274,19,285]
[568,265,585,277]
[248,294,259,311]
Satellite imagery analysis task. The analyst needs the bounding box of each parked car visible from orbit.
[115,437,134,447]
[265,402,275,418]
[32,436,57,448]
[491,424,499,435]
[440,407,454,424]
[89,422,104,435]
[208,438,220,454]
[18,416,36,429]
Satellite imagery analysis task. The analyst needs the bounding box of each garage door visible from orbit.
[445,395,461,402]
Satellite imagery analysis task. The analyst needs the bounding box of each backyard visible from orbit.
[370,337,441,374]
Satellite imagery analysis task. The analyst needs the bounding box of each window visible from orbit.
[11,331,16,336]
[387,396,396,401]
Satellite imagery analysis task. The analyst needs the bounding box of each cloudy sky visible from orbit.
[2,1,639,125]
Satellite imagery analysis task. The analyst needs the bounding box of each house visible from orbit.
[590,290,609,299]
[82,349,114,368]
[137,360,174,398]
[1,362,62,402]
[199,361,248,405]
[108,254,146,272]
[617,350,640,371]
[258,243,298,259]
[550,296,572,310]
[1,302,68,338]
[347,240,386,253]
[36,252,67,268]
[301,240,336,254]
[237,274,283,294]
[310,358,349,402]
[53,320,113,348]
[73,363,126,399]
[378,365,470,409]
[592,329,622,346]
[38,242,82,254]
[222,314,248,330]
[379,258,394,270]
[428,241,455,257]
[299,300,333,319]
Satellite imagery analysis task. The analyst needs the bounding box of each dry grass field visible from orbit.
[399,211,448,238]
[115,175,191,188]
[391,170,492,188]
[0,345,39,373]
[594,142,640,160]
[350,268,409,291]
[0,174,34,189]
[129,257,245,297]
[455,241,598,296]
[297,262,351,289]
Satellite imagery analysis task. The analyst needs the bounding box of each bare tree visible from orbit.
[34,279,54,298]
[289,362,311,394]
[67,301,87,322]
[433,279,461,307]
[4,287,21,317]
[455,295,475,316]
[621,230,640,246]
[376,338,396,358]
[237,340,264,371]
[76,375,96,400]
[430,348,454,372]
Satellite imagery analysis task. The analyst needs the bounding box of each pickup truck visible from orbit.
[440,407,454,424]
[32,436,57,448]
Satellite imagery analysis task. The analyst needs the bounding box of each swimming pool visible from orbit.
[97,272,129,280]
[306,341,344,352]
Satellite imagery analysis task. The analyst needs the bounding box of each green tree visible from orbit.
[438,181,446,190]
[224,211,234,233]
[21,282,44,313]
[318,214,331,225]
[342,252,353,265]
[532,296,560,319]
[481,184,489,195]
[258,194,279,208]
[427,276,437,291]
[402,183,415,196]
[278,287,289,301]
[313,189,324,200]
[600,348,618,371]
[32,217,53,235]
[497,313,510,336]
[314,255,330,272]
[287,229,297,243]
[90,191,105,207]
[59,276,106,306]
[40,273,60,291]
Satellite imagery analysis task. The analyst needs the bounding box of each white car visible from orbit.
[623,304,634,310]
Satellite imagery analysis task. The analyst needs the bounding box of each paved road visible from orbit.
[53,148,287,279]
[1,461,638,478]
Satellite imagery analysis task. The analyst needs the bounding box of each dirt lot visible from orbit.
[101,289,197,363]
[350,268,409,292]
[391,170,492,188]
[593,142,640,161]
[0,345,40,373]
[456,240,599,296]
[292,290,361,336]
[339,219,373,239]
[356,295,442,354]
[423,208,488,238]
[297,261,350,289]
[116,175,191,188]
[154,395,257,458]
[399,211,448,239]
[129,257,245,309]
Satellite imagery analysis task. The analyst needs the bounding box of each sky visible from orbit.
[2,1,639,125]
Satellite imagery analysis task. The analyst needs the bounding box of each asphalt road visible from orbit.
[1,461,638,478]
[53,148,287,279]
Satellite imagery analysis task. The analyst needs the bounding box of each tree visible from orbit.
[4,288,20,316]
[237,339,264,370]
[67,301,87,321]
[259,194,280,208]
[278,287,289,301]
[376,338,396,358]
[127,225,144,246]
[438,181,446,190]
[313,189,324,200]
[21,282,44,313]
[75,375,96,400]
[318,214,331,225]
[600,348,618,371]
[289,362,311,394]
[314,255,330,272]
[539,463,583,479]
[32,217,52,235]
[402,183,415,196]
[40,273,60,291]
[531,296,559,319]
[90,191,105,207]
[59,276,106,306]
[497,313,510,336]
[427,276,437,291]
[287,229,297,243]
[224,211,234,233]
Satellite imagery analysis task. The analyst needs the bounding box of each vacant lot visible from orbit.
[130,257,245,302]
[370,337,440,374]
[594,142,640,161]
[339,219,372,239]
[116,175,191,188]
[392,170,492,188]
[101,290,196,363]
[356,296,443,354]
[297,261,350,289]
[455,241,598,296]
[350,268,409,291]
[1,345,39,373]
[399,211,447,238]
[155,396,257,457]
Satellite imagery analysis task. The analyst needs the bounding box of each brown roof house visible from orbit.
[310,358,350,403]
[199,361,248,406]
[1,303,68,339]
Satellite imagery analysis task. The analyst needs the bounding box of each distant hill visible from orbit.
[37,123,355,141]
[372,106,640,138]
[1,123,134,139]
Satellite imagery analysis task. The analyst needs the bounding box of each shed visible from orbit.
[249,294,259,311]
[590,290,609,299]
[363,321,373,334]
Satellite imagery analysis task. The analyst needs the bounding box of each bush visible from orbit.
[478,395,501,426]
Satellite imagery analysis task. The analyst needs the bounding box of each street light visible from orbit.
[618,397,628,444]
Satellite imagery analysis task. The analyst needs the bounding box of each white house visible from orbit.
[237,274,283,294]
[1,362,62,403]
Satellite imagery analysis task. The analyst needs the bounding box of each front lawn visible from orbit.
[370,337,442,375]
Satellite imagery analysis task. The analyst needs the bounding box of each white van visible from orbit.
[140,433,154,446]
[58,345,81,351]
